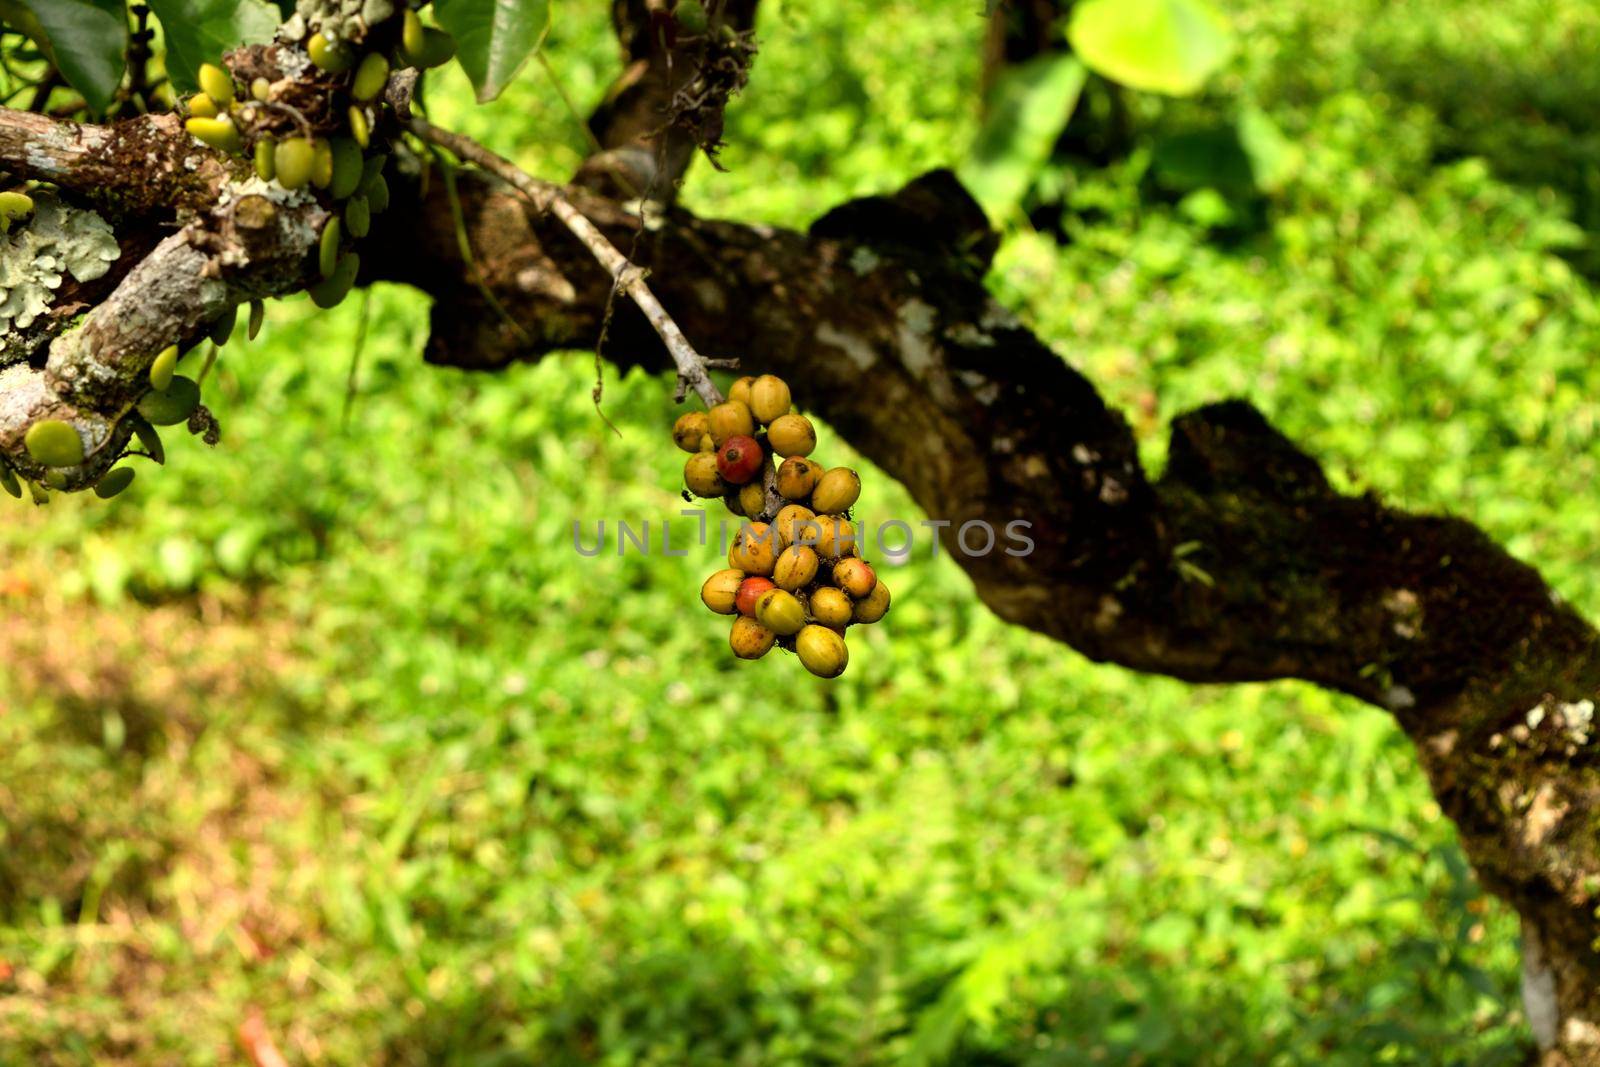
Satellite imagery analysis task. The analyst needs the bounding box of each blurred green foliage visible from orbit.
[9,0,1600,1061]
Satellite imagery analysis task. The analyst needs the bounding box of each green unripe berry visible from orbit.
[348,105,370,149]
[796,624,849,678]
[405,27,456,68]
[754,588,806,636]
[0,459,19,498]
[185,116,242,154]
[150,344,179,391]
[138,376,201,426]
[42,470,68,489]
[251,76,271,101]
[188,93,220,118]
[209,304,237,345]
[364,173,389,214]
[254,137,276,181]
[319,217,342,278]
[248,299,265,341]
[27,480,48,505]
[311,139,334,189]
[274,138,316,190]
[344,195,370,238]
[24,419,84,467]
[128,412,164,464]
[308,32,354,72]
[308,253,359,308]
[93,466,135,499]
[676,0,709,34]
[198,63,234,105]
[351,52,390,101]
[402,9,426,58]
[0,190,34,219]
[328,137,363,199]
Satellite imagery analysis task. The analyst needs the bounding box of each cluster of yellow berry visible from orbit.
[673,374,890,678]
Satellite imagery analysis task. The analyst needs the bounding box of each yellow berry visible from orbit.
[730,615,776,660]
[672,410,710,453]
[776,456,820,500]
[754,588,806,636]
[185,116,241,153]
[810,587,853,629]
[814,516,857,560]
[700,568,745,614]
[198,63,234,105]
[708,400,755,445]
[748,374,791,424]
[149,344,179,391]
[698,433,715,452]
[796,624,849,678]
[811,467,862,515]
[739,480,766,518]
[853,580,891,624]
[402,9,426,57]
[187,93,220,118]
[772,545,818,591]
[729,521,778,575]
[727,375,755,407]
[348,105,370,148]
[767,413,816,457]
[773,503,817,549]
[684,451,726,498]
[834,557,877,599]
[308,32,354,73]
[0,191,34,219]
[351,52,390,101]
[251,76,271,101]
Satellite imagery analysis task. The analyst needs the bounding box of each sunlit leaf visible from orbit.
[145,0,280,93]
[433,0,549,103]
[958,54,1086,219]
[1,0,127,114]
[1068,0,1233,96]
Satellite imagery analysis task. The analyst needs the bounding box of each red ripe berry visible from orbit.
[716,434,765,485]
[735,576,776,616]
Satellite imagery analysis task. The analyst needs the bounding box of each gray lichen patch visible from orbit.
[0,196,120,366]
[295,0,395,43]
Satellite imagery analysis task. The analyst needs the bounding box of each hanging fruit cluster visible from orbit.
[675,374,891,678]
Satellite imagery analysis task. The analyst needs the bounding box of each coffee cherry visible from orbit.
[754,588,806,636]
[814,515,857,560]
[186,116,242,154]
[254,138,276,181]
[146,344,178,391]
[328,137,363,199]
[248,299,265,340]
[93,466,135,499]
[308,32,355,73]
[138,375,201,425]
[188,93,220,118]
[716,434,764,485]
[730,615,776,660]
[352,52,390,101]
[348,105,371,149]
[708,400,755,445]
[684,451,726,498]
[24,420,83,467]
[198,63,234,105]
[402,9,426,57]
[275,138,316,190]
[773,503,817,548]
[700,568,744,614]
[672,411,709,452]
[834,557,877,598]
[308,252,359,308]
[738,481,766,519]
[728,375,755,407]
[319,217,342,278]
[735,576,775,616]
[810,586,853,629]
[251,76,271,102]
[853,580,891,624]
[811,467,862,515]
[767,413,816,457]
[776,456,820,500]
[772,544,818,591]
[748,374,791,424]
[796,624,849,678]
[0,191,34,219]
[0,459,19,499]
[345,195,371,238]
[729,521,778,575]
[698,433,715,452]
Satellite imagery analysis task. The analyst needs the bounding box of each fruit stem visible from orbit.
[406,117,726,409]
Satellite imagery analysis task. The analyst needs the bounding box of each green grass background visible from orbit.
[8,0,1600,1062]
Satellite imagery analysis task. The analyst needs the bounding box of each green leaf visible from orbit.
[957,54,1086,220]
[1067,0,1234,97]
[1,0,128,114]
[145,0,280,93]
[433,0,549,103]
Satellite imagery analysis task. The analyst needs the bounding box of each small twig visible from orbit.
[406,116,725,409]
[341,288,371,432]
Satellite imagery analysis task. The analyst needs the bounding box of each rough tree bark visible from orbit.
[3,9,1600,1064]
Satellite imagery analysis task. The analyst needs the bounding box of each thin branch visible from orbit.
[406,116,725,409]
